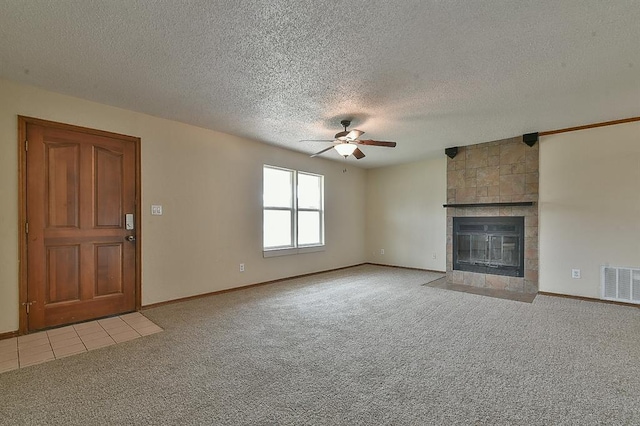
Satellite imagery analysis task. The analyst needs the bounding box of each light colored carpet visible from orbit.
[1,264,639,425]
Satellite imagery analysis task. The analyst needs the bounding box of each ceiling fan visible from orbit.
[300,120,397,159]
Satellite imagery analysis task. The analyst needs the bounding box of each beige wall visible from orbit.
[365,158,447,271]
[0,79,367,333]
[539,121,640,298]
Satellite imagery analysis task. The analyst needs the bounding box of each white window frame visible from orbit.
[263,165,324,257]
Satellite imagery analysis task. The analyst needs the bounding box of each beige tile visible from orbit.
[0,349,18,362]
[476,167,499,187]
[0,337,17,349]
[19,340,52,355]
[121,315,153,326]
[75,324,106,336]
[0,359,19,373]
[98,317,125,327]
[136,325,163,336]
[74,321,102,332]
[499,174,525,196]
[486,274,509,291]
[17,332,48,344]
[525,269,539,282]
[19,350,55,367]
[125,320,155,330]
[102,323,135,336]
[124,318,155,329]
[18,338,52,350]
[119,312,144,321]
[447,169,465,189]
[50,336,84,350]
[500,142,525,165]
[47,329,79,342]
[506,277,524,292]
[84,336,115,351]
[456,187,477,203]
[0,340,17,354]
[46,325,76,337]
[78,329,110,343]
[53,343,87,359]
[466,146,488,168]
[110,330,140,343]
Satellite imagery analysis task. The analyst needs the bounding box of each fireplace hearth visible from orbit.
[453,216,524,277]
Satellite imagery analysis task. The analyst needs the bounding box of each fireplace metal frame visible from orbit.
[452,216,525,277]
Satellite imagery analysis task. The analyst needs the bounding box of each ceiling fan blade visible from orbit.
[357,139,397,147]
[334,130,349,140]
[346,129,364,140]
[352,147,366,159]
[310,146,336,157]
[299,139,336,143]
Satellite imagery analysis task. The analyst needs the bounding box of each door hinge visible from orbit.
[25,140,28,151]
[22,301,36,315]
[25,222,29,234]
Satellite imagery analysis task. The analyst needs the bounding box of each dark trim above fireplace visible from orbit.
[443,202,535,208]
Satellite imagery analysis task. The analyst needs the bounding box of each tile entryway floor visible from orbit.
[0,312,162,374]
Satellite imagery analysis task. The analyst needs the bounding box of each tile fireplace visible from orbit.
[445,136,539,294]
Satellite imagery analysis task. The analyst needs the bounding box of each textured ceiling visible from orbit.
[1,1,639,168]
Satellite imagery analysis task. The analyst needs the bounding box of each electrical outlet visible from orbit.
[380,249,385,255]
[432,253,437,260]
[151,205,163,215]
[571,269,581,279]
[239,263,245,272]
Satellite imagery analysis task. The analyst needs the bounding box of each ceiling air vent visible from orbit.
[602,266,640,304]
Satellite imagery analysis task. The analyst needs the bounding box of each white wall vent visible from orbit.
[601,266,640,304]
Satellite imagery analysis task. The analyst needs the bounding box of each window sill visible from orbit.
[263,245,325,258]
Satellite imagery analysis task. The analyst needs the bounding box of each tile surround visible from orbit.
[446,136,539,293]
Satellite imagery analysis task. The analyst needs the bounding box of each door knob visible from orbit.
[125,235,136,242]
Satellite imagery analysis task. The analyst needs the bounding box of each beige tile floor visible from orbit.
[0,312,162,374]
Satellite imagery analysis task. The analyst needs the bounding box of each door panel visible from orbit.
[95,147,123,227]
[95,244,124,296]
[46,143,80,228]
[46,245,80,303]
[26,121,138,331]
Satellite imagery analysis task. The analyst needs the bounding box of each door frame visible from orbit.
[18,116,142,334]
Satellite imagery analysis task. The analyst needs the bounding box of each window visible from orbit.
[263,165,324,253]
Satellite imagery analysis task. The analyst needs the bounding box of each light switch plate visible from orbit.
[151,205,163,216]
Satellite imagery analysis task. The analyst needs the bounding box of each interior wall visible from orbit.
[539,121,640,298]
[0,79,367,334]
[365,158,447,271]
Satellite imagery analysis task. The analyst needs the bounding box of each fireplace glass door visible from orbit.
[453,217,524,277]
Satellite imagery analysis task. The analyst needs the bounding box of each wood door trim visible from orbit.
[18,116,142,335]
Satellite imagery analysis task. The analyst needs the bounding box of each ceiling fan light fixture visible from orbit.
[334,143,358,157]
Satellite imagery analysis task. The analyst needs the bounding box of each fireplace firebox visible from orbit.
[453,216,525,277]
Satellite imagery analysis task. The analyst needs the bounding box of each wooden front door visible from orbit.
[21,117,140,331]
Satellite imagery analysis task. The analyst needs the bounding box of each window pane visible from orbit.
[264,210,292,248]
[264,167,292,208]
[298,211,321,246]
[298,173,321,209]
